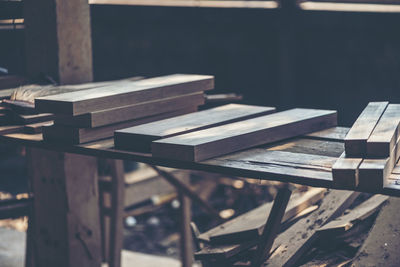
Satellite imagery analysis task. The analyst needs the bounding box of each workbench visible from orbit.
[1,125,400,267]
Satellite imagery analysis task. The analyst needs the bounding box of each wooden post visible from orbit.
[23,0,93,84]
[27,148,101,267]
[178,190,194,267]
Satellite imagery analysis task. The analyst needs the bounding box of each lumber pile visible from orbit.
[333,102,400,190]
[33,74,214,144]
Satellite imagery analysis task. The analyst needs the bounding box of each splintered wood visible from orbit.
[333,102,400,191]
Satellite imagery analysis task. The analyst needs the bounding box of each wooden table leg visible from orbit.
[179,190,194,267]
[251,184,293,267]
[27,148,102,267]
[108,159,125,267]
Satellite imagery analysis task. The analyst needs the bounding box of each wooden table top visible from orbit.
[1,125,400,197]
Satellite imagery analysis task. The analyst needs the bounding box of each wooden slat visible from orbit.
[54,92,205,128]
[115,104,276,152]
[43,107,197,144]
[332,152,362,189]
[304,126,349,142]
[367,104,400,158]
[24,121,53,134]
[14,113,54,124]
[152,108,337,162]
[35,74,214,115]
[344,102,388,157]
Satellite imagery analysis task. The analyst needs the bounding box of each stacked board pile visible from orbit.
[332,102,400,190]
[34,74,214,144]
[115,107,337,162]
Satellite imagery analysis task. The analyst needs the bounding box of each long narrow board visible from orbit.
[42,107,197,144]
[332,152,363,189]
[54,92,205,128]
[358,135,400,191]
[367,104,400,158]
[114,104,276,152]
[35,74,214,115]
[152,108,337,162]
[344,102,388,157]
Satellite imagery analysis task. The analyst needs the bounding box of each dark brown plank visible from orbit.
[367,104,400,158]
[54,92,205,128]
[115,104,276,152]
[152,108,337,162]
[332,152,363,189]
[14,113,55,125]
[0,124,24,135]
[24,121,54,134]
[345,102,389,157]
[43,107,197,144]
[35,74,214,115]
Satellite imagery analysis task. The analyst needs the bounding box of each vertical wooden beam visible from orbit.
[108,159,125,267]
[24,0,93,84]
[27,148,101,267]
[179,190,194,267]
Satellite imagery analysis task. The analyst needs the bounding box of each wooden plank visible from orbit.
[352,197,400,267]
[317,195,388,235]
[35,74,214,115]
[152,108,337,162]
[27,148,101,267]
[200,188,326,244]
[265,190,360,267]
[367,104,400,158]
[332,152,362,189]
[115,104,276,153]
[24,121,54,134]
[344,102,389,157]
[304,126,349,142]
[358,135,400,190]
[14,113,54,125]
[54,92,205,128]
[43,107,197,144]
[0,124,24,135]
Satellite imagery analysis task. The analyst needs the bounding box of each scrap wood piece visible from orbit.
[345,102,389,157]
[199,187,326,244]
[352,197,400,267]
[115,104,276,153]
[332,152,363,189]
[367,104,400,158]
[54,92,205,128]
[317,194,388,235]
[265,190,360,267]
[152,108,337,162]
[35,74,214,115]
[43,107,196,144]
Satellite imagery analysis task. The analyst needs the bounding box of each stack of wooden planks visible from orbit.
[333,102,400,190]
[115,107,337,161]
[34,74,214,144]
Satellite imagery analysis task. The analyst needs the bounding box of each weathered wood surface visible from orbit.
[345,102,388,157]
[43,107,196,144]
[265,190,360,267]
[35,74,213,115]
[152,108,337,162]
[367,104,400,158]
[199,188,326,244]
[54,92,205,128]
[27,148,101,267]
[352,197,400,267]
[115,104,276,152]
[317,194,388,235]
[304,126,349,142]
[332,152,363,189]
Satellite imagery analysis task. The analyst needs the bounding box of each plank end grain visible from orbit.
[332,152,362,189]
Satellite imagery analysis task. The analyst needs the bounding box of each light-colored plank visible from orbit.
[55,92,205,128]
[35,74,213,115]
[367,104,400,157]
[152,108,337,162]
[332,152,362,189]
[115,104,276,152]
[345,102,388,157]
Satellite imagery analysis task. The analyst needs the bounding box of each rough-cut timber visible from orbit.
[367,104,400,158]
[115,104,276,152]
[344,102,388,157]
[332,152,362,189]
[35,74,213,115]
[152,108,337,162]
[54,92,205,128]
